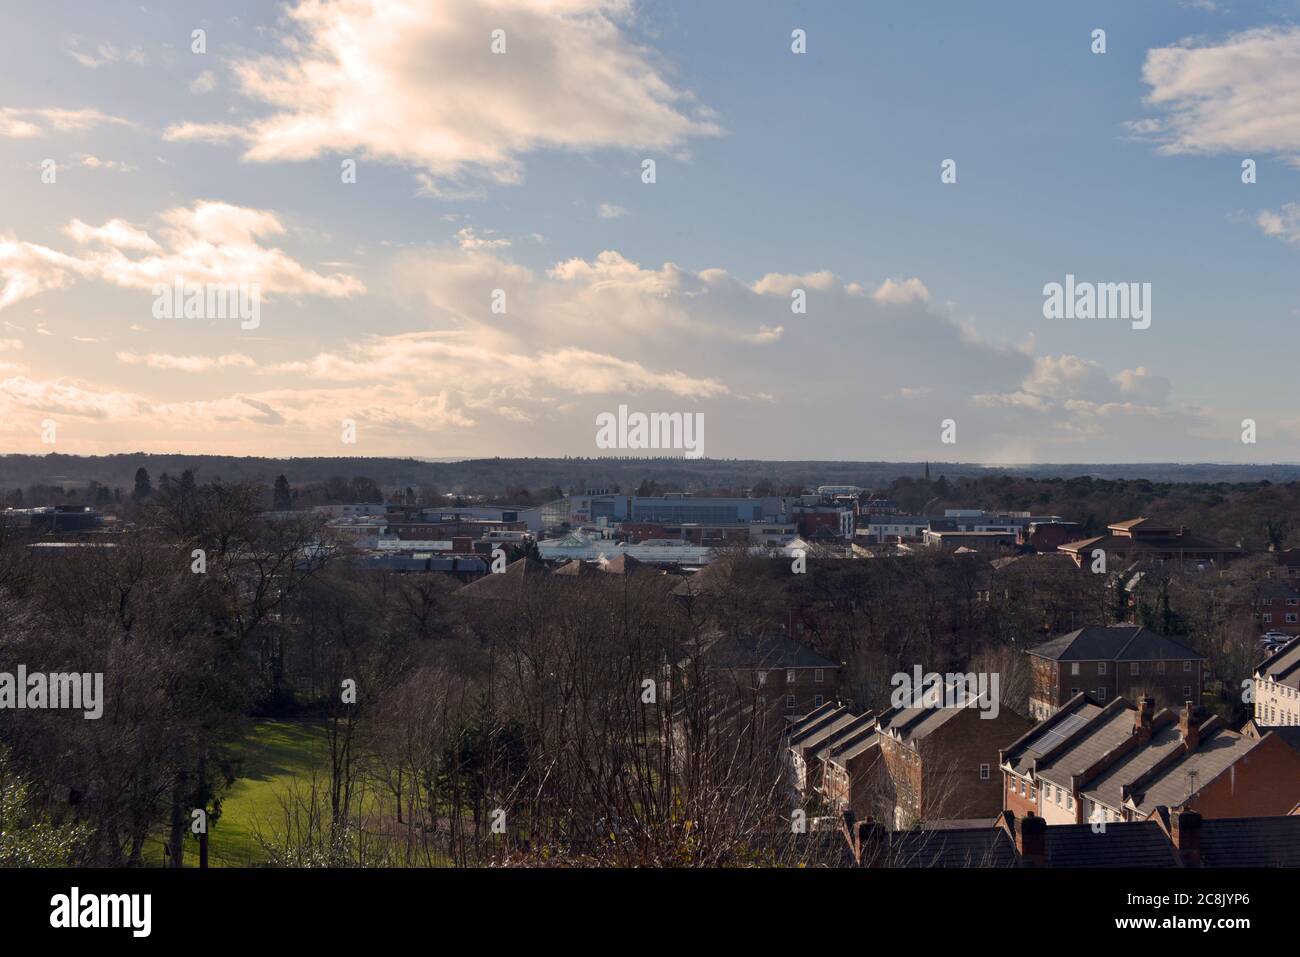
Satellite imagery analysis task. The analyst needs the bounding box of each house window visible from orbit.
[1157,661,1166,674]
[786,670,796,684]
[1130,662,1139,676]
[1098,662,1107,675]
[1096,688,1107,701]
[1288,614,1298,624]
[979,764,990,780]
[814,668,824,683]
[1183,686,1192,698]
[757,671,767,686]
[1067,795,1074,810]
[814,694,824,708]
[1264,613,1273,623]
[1055,787,1062,805]
[1183,661,1193,673]
[786,694,795,709]
[1070,663,1080,676]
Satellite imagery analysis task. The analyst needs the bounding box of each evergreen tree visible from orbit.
[1110,576,1129,624]
[273,474,294,511]
[131,467,152,502]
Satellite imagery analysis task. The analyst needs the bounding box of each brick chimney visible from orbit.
[1170,809,1202,866]
[1015,811,1047,867]
[1134,697,1155,743]
[1178,701,1200,751]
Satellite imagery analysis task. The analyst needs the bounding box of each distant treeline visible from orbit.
[6,453,1300,496]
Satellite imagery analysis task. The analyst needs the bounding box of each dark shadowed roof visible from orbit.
[1029,626,1203,662]
[865,827,1018,868]
[1197,816,1300,867]
[1042,822,1180,867]
[702,633,839,670]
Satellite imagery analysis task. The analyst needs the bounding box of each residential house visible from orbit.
[1026,625,1204,720]
[1252,637,1300,727]
[873,687,1032,828]
[1005,693,1300,825]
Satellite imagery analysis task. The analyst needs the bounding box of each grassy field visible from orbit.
[207,719,331,867]
[146,719,330,867]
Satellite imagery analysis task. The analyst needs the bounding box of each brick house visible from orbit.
[1002,693,1300,826]
[873,690,1032,828]
[1251,638,1300,727]
[695,632,842,721]
[1026,625,1204,720]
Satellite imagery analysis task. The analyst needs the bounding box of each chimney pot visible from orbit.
[1134,697,1155,741]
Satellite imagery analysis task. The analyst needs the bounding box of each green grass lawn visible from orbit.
[207,719,331,867]
[145,719,330,867]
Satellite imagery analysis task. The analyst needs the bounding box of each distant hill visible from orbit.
[5,454,1300,494]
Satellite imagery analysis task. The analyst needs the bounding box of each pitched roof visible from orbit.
[1196,816,1300,867]
[1081,718,1187,810]
[552,558,602,577]
[455,556,550,600]
[601,553,654,576]
[788,708,859,752]
[1034,703,1145,789]
[862,826,1019,868]
[1255,637,1300,689]
[1028,626,1203,662]
[1126,726,1262,816]
[701,633,840,671]
[1109,517,1164,531]
[1254,724,1300,754]
[879,685,997,744]
[1000,693,1106,778]
[1041,822,1180,867]
[785,701,840,738]
[828,727,881,765]
[810,713,877,763]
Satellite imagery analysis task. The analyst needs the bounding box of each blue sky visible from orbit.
[1,0,1299,461]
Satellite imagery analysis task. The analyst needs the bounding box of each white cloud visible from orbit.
[872,277,930,305]
[1257,203,1300,245]
[189,70,217,94]
[115,351,258,372]
[69,154,134,172]
[0,106,134,139]
[455,227,511,250]
[598,202,627,219]
[1136,27,1300,165]
[164,0,720,188]
[0,201,364,310]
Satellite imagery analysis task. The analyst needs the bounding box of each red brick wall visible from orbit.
[1188,734,1300,818]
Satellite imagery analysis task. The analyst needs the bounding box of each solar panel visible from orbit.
[1033,712,1088,753]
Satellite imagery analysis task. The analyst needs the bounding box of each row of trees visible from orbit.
[0,472,1283,866]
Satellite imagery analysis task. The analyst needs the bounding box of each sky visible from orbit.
[1,0,1299,463]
